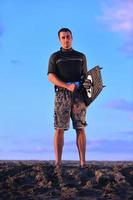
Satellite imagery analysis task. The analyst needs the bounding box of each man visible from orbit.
[48,28,88,167]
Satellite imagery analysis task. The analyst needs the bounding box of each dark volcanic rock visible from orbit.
[0,160,133,199]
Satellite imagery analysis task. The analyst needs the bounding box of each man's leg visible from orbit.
[76,128,86,167]
[54,128,64,165]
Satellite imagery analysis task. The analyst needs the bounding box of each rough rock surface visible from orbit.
[0,161,133,200]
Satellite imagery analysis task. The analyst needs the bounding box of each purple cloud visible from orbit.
[100,0,133,33]
[11,146,52,154]
[99,0,133,56]
[104,99,133,112]
[129,113,133,121]
[64,139,133,155]
[120,38,133,57]
[118,130,133,136]
[88,139,133,153]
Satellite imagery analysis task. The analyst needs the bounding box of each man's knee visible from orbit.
[76,128,85,135]
[55,128,64,135]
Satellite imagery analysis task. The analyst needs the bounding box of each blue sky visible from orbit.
[0,0,133,161]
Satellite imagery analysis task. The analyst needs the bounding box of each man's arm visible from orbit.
[48,73,76,92]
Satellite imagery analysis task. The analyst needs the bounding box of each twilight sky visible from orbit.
[0,0,133,161]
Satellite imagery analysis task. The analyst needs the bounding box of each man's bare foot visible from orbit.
[80,161,86,168]
[55,162,62,168]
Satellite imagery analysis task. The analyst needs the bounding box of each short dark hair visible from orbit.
[58,28,72,38]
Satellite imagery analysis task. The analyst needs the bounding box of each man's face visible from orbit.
[59,31,72,49]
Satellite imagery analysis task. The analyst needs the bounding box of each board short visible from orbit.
[54,88,87,130]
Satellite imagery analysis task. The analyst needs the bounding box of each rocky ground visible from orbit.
[0,160,133,200]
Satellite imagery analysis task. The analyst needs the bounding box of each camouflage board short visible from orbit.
[54,88,87,130]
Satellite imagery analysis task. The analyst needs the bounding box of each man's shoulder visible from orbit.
[72,49,86,58]
[50,50,60,58]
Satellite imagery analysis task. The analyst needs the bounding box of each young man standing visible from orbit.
[48,28,88,167]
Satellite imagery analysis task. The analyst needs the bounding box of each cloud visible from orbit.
[10,59,22,65]
[1,138,133,160]
[129,113,133,121]
[117,130,133,136]
[0,136,53,154]
[104,99,133,112]
[121,39,133,56]
[99,0,133,56]
[88,139,133,153]
[64,139,133,154]
[100,0,133,33]
[11,146,52,154]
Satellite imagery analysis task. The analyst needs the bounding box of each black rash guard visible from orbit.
[48,48,88,82]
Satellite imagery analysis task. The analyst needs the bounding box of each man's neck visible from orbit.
[61,47,73,52]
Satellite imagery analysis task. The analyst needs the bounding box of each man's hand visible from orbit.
[48,73,78,92]
[66,84,77,92]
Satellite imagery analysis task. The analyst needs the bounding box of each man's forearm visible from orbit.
[48,73,68,89]
[48,73,76,92]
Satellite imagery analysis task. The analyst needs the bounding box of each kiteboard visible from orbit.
[81,65,105,106]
